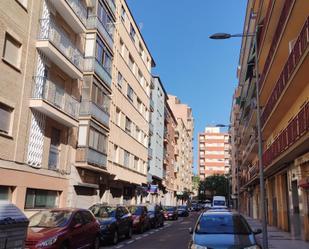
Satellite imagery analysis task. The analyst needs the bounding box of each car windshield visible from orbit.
[164,206,175,211]
[90,206,116,218]
[128,206,143,215]
[195,214,252,235]
[178,206,186,210]
[147,205,156,212]
[213,200,225,206]
[29,210,72,228]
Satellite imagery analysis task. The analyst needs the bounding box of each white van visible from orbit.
[212,196,227,209]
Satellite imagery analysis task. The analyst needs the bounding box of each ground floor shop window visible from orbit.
[25,188,59,209]
[0,186,12,200]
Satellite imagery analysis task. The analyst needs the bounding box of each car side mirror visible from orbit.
[254,228,262,234]
[189,227,193,234]
[74,223,82,229]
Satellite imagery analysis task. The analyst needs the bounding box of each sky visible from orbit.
[127,0,247,174]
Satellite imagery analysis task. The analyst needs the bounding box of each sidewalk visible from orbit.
[245,216,309,249]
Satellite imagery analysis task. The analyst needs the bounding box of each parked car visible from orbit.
[212,196,227,209]
[26,208,100,249]
[146,204,164,228]
[89,204,133,245]
[203,200,212,209]
[128,205,150,233]
[177,205,189,217]
[188,210,262,249]
[190,203,201,212]
[163,206,178,220]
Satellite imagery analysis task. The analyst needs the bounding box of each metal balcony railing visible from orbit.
[105,0,116,15]
[48,145,60,170]
[66,0,88,26]
[263,102,309,167]
[261,17,309,127]
[84,57,112,87]
[32,76,80,119]
[87,16,114,49]
[259,0,294,90]
[80,101,110,127]
[38,19,84,71]
[76,147,107,167]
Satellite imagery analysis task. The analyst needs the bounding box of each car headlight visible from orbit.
[36,236,58,248]
[244,245,261,249]
[191,244,208,249]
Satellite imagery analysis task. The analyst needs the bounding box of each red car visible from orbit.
[128,205,150,233]
[25,208,100,249]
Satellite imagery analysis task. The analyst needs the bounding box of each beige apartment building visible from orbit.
[167,95,194,200]
[198,127,231,180]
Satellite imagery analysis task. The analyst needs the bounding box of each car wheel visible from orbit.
[126,226,133,239]
[60,244,68,249]
[93,236,100,249]
[112,231,118,245]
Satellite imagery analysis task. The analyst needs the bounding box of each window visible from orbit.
[130,24,136,42]
[0,186,12,200]
[16,0,28,9]
[125,117,132,133]
[121,6,126,22]
[0,103,13,135]
[96,38,112,75]
[127,85,134,102]
[117,72,123,88]
[137,98,142,112]
[124,150,130,167]
[91,84,110,113]
[134,156,138,170]
[138,70,143,84]
[25,189,58,209]
[97,2,114,38]
[113,145,119,163]
[3,33,22,69]
[116,108,121,126]
[138,42,144,58]
[88,128,107,154]
[128,55,134,71]
[82,211,94,224]
[48,128,61,170]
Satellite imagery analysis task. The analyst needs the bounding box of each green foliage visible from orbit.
[198,174,229,200]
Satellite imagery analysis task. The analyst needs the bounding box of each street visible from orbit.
[101,212,200,249]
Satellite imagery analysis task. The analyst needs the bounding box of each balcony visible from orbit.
[150,99,154,112]
[87,16,114,50]
[84,57,112,88]
[37,19,84,79]
[241,135,258,165]
[48,145,60,170]
[148,147,153,159]
[149,123,154,135]
[263,102,309,168]
[248,163,258,180]
[76,147,107,169]
[261,17,309,129]
[30,76,80,127]
[105,0,116,16]
[79,101,110,128]
[52,0,87,33]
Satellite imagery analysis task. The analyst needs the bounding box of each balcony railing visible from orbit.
[84,57,112,87]
[79,101,110,127]
[76,147,107,167]
[105,0,116,15]
[259,0,294,90]
[261,17,309,127]
[87,16,114,49]
[32,76,80,119]
[149,123,154,135]
[148,147,153,159]
[66,0,88,26]
[38,19,84,71]
[263,102,309,167]
[48,145,60,170]
[150,99,154,112]
[248,163,258,180]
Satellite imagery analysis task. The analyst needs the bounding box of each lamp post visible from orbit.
[211,29,268,249]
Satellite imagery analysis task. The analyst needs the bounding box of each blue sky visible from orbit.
[127,0,247,174]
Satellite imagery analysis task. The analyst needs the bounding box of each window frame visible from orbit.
[2,32,22,71]
[0,102,14,136]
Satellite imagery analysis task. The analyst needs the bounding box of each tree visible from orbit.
[198,174,229,200]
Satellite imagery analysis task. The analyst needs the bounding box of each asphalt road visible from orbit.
[100,212,200,249]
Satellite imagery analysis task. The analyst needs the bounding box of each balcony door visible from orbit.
[48,127,61,170]
[53,74,65,109]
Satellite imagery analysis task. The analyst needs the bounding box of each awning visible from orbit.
[74,182,99,189]
[299,178,309,189]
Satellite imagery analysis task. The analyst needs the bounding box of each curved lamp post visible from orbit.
[211,31,268,249]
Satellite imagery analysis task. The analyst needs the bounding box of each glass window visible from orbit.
[3,33,22,68]
[127,85,134,101]
[25,189,58,209]
[73,212,84,225]
[97,1,114,38]
[128,55,134,71]
[116,108,121,126]
[121,6,126,22]
[29,210,72,228]
[96,38,112,75]
[117,72,123,88]
[0,103,13,135]
[90,205,116,218]
[88,128,107,154]
[125,117,132,133]
[82,211,94,224]
[124,150,130,167]
[130,24,136,42]
[0,186,11,200]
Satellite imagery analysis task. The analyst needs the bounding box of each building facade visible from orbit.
[167,95,194,200]
[231,0,309,241]
[198,127,231,180]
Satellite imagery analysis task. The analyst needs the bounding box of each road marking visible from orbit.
[126,240,134,245]
[135,236,142,240]
[142,233,149,237]
[114,245,124,249]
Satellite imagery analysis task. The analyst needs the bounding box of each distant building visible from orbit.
[198,127,231,180]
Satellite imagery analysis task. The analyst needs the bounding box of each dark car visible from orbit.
[146,204,164,228]
[177,205,189,217]
[189,211,262,249]
[163,206,178,220]
[128,205,150,233]
[90,204,133,245]
[190,203,201,212]
[25,208,100,249]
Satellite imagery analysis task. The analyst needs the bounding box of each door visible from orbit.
[70,212,86,249]
[48,128,61,170]
[291,180,301,237]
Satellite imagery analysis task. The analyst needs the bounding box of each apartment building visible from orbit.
[106,0,155,205]
[231,0,309,241]
[168,95,194,199]
[0,0,89,215]
[162,99,178,206]
[198,127,231,180]
[147,76,165,204]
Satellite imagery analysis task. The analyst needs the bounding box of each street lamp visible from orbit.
[210,30,269,249]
